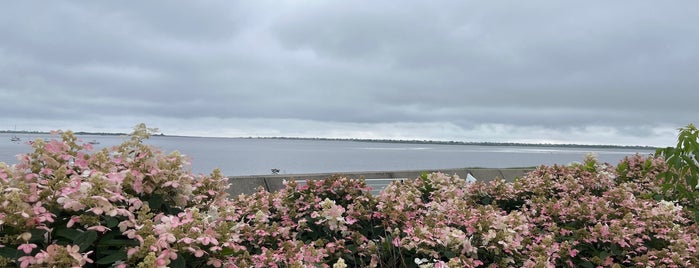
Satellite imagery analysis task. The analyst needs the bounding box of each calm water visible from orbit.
[1,133,655,176]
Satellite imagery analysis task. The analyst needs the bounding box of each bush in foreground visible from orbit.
[0,124,698,267]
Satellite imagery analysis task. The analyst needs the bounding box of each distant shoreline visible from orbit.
[1,130,128,136]
[2,130,659,150]
[242,136,659,150]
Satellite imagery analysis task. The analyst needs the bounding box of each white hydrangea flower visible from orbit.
[333,257,347,268]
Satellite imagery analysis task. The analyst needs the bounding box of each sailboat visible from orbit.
[10,125,20,142]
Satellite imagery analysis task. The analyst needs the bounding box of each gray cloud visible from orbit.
[1,1,698,146]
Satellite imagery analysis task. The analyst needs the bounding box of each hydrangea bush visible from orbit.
[1,124,698,267]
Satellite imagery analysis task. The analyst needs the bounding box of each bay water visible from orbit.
[1,133,655,177]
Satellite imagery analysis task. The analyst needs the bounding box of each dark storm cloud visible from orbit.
[1,1,697,145]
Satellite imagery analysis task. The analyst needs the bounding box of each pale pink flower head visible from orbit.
[17,243,37,254]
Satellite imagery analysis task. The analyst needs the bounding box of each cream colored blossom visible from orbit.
[332,257,347,268]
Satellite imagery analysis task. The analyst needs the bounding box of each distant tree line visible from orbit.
[1,130,127,136]
[245,136,658,150]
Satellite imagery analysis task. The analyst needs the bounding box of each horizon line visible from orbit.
[2,129,660,149]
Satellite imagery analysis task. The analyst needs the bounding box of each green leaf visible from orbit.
[690,164,699,175]
[643,158,653,170]
[29,229,47,243]
[0,247,21,260]
[480,195,493,205]
[220,247,237,256]
[74,230,99,253]
[610,244,622,256]
[647,236,670,249]
[103,216,120,228]
[55,226,82,242]
[169,254,186,268]
[164,203,184,215]
[97,231,140,247]
[96,250,126,265]
[688,175,698,190]
[683,139,692,154]
[148,193,164,210]
[579,261,595,268]
[681,155,694,166]
[668,154,680,167]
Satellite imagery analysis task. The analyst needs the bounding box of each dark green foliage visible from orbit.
[656,123,699,221]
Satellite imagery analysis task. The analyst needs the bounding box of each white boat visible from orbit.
[88,140,100,145]
[9,125,20,142]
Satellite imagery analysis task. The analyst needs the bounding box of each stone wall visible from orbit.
[225,167,534,197]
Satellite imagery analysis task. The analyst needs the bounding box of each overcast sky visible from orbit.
[1,1,697,147]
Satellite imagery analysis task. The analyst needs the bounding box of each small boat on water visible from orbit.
[88,140,100,145]
[9,125,21,142]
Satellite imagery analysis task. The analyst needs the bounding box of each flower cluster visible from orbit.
[513,158,698,267]
[0,124,231,267]
[1,124,698,267]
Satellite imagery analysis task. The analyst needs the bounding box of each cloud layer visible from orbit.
[1,1,698,146]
